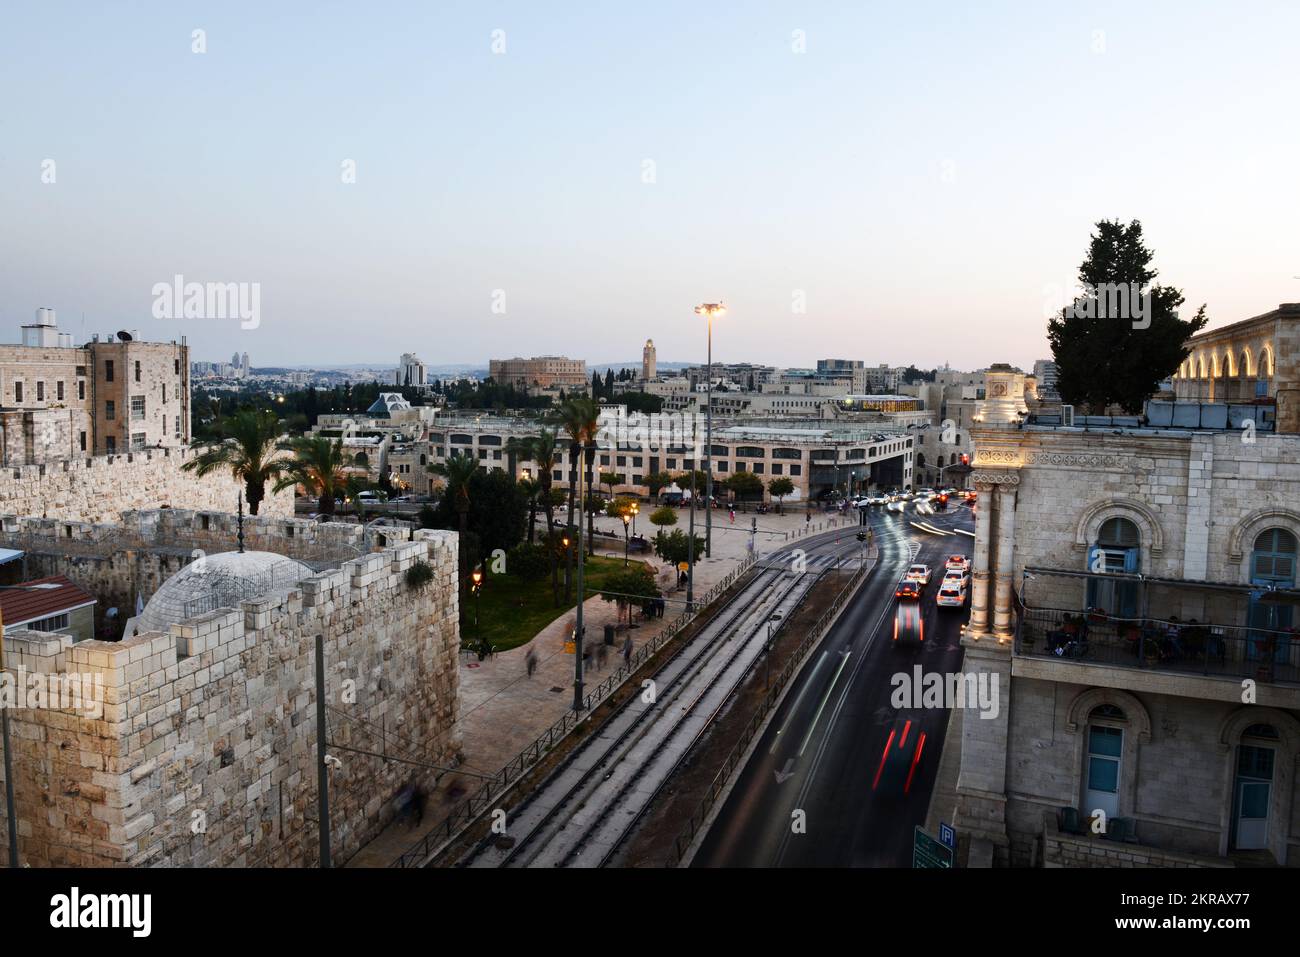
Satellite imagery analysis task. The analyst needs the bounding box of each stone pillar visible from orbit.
[992,483,1017,641]
[968,482,995,638]
[954,636,1013,863]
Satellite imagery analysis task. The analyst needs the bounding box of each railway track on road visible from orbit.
[457,531,864,868]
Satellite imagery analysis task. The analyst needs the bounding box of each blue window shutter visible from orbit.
[1123,548,1139,574]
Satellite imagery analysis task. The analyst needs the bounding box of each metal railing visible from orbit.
[1015,607,1300,685]
[390,551,761,867]
[667,554,873,866]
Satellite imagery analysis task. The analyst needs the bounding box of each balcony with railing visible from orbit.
[1013,566,1300,700]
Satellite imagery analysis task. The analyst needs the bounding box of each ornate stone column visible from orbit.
[967,481,995,638]
[993,481,1018,641]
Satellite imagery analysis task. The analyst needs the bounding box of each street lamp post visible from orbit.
[621,512,631,567]
[630,501,639,536]
[687,465,695,611]
[0,581,62,868]
[572,447,587,711]
[695,302,726,559]
[470,568,483,650]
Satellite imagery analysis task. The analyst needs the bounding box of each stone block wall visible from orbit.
[0,446,294,523]
[2,509,414,637]
[0,530,460,867]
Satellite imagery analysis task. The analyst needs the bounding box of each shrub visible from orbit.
[405,560,435,589]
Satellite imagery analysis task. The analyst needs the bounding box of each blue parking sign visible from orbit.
[939,822,955,849]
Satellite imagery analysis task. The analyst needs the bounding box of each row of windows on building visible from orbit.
[10,376,176,406]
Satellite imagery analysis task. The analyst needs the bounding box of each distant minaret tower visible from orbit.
[642,338,657,382]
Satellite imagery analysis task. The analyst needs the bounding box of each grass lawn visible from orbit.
[465,555,655,653]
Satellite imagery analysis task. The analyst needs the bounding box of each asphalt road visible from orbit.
[693,502,976,867]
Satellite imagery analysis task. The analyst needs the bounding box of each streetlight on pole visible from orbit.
[470,567,484,653]
[694,302,726,559]
[572,446,587,712]
[621,512,632,567]
[0,581,63,868]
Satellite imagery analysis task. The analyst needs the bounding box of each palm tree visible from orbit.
[274,435,353,517]
[428,453,478,617]
[529,429,563,604]
[559,395,601,561]
[182,408,286,514]
[518,476,541,544]
[504,435,534,483]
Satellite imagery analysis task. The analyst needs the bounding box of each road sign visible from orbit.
[939,822,956,850]
[913,826,953,869]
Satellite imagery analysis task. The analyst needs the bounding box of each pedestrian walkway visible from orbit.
[345,505,862,866]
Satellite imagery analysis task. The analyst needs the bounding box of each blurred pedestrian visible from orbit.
[623,635,633,666]
[525,647,538,678]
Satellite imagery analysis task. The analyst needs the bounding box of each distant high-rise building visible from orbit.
[241,352,250,378]
[1032,358,1060,397]
[642,339,657,382]
[396,352,429,390]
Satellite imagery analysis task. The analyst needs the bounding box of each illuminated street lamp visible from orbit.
[0,581,62,868]
[621,512,632,566]
[630,501,639,536]
[694,302,726,560]
[470,567,484,647]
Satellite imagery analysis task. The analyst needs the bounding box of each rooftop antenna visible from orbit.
[237,492,246,554]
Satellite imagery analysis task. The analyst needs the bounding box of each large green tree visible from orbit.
[1047,219,1208,413]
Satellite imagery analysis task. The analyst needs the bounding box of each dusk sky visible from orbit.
[2,1,1297,371]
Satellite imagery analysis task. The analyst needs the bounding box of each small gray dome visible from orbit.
[138,551,314,634]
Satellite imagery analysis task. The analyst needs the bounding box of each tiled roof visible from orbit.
[0,575,96,628]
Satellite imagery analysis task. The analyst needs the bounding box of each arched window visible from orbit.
[1248,529,1296,668]
[1087,517,1140,616]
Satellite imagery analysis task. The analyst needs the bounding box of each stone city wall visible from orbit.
[0,530,460,867]
[2,510,416,636]
[0,446,294,524]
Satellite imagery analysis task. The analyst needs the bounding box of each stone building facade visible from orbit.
[0,446,293,524]
[0,528,461,867]
[0,317,190,463]
[953,364,1300,868]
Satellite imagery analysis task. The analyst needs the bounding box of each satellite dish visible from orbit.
[117,330,133,342]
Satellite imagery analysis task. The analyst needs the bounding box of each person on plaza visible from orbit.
[525,646,538,678]
[623,635,633,666]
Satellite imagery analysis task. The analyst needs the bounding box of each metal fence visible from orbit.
[390,551,761,868]
[667,555,872,866]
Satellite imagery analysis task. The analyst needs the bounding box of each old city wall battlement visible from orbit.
[0,446,295,523]
[0,529,461,867]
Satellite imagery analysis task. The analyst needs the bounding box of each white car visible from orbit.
[868,493,889,506]
[945,554,971,575]
[936,576,968,607]
[905,563,932,585]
